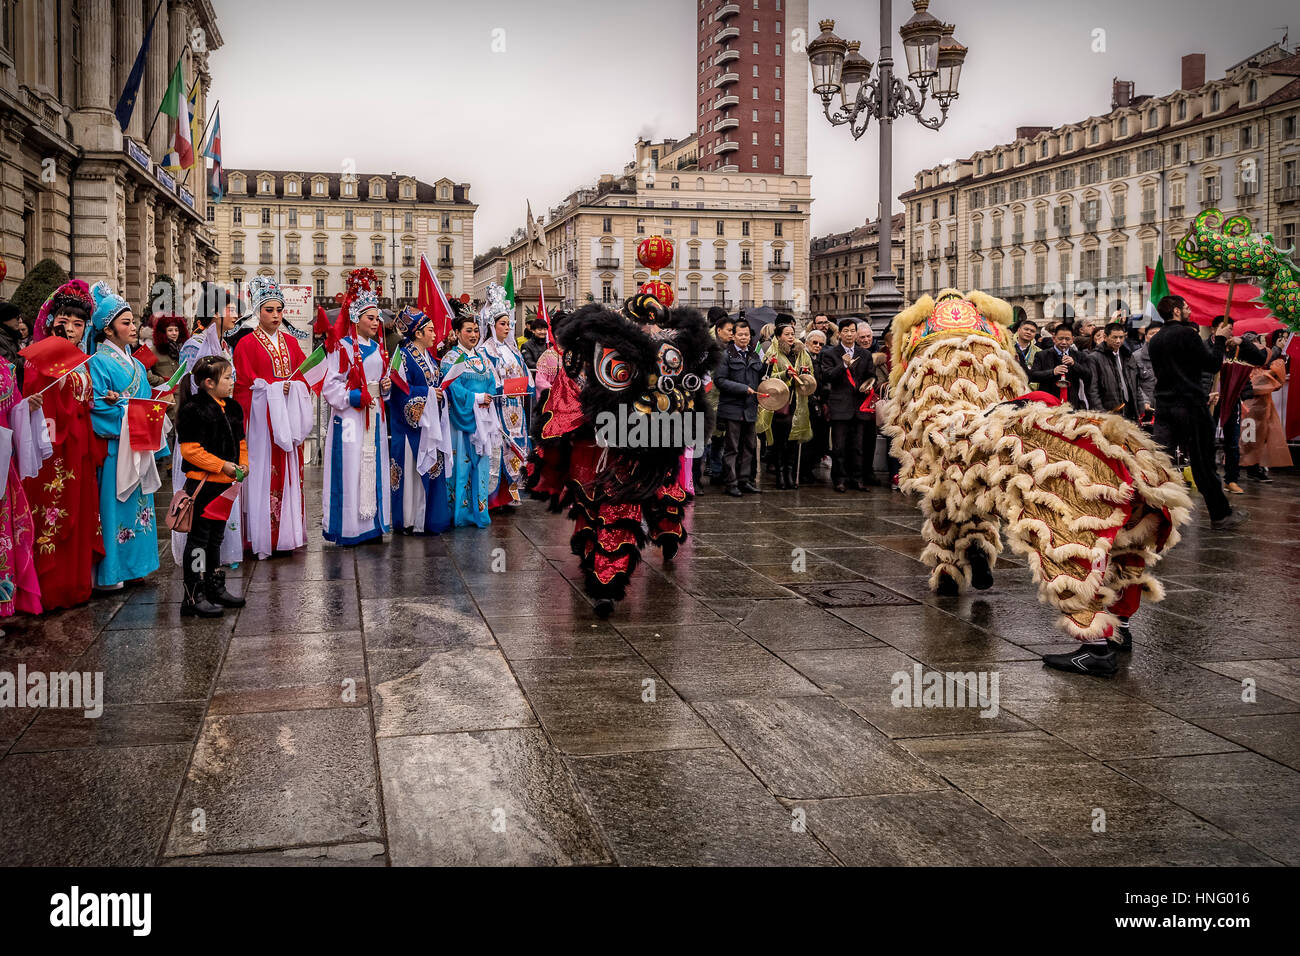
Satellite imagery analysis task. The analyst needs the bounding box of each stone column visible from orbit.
[145,0,170,159]
[191,48,211,222]
[69,161,126,285]
[124,181,148,305]
[0,117,30,296]
[68,0,121,151]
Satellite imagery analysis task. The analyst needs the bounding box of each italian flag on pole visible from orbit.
[159,58,193,169]
[1143,257,1170,325]
[294,345,328,392]
[503,261,515,309]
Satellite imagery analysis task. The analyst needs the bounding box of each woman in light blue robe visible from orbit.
[86,283,161,589]
[439,313,499,529]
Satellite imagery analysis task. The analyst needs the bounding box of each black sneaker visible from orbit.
[1112,623,1133,652]
[726,485,743,498]
[1210,507,1249,531]
[1042,644,1119,676]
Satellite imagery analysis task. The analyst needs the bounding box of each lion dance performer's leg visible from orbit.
[972,402,1192,675]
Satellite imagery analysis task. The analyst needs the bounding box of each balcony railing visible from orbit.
[715,116,739,132]
[314,254,327,265]
[596,257,620,269]
[438,257,453,268]
[716,49,739,65]
[259,253,272,264]
[717,2,739,19]
[688,259,701,269]
[716,94,739,109]
[926,249,939,260]
[403,257,415,267]
[1034,228,1047,241]
[969,240,981,252]
[768,260,790,271]
[715,72,739,88]
[1140,210,1157,224]
[713,25,739,43]
[1081,218,1099,232]
[911,249,924,261]
[373,256,384,266]
[1111,215,1126,229]
[1276,185,1300,203]
[944,245,956,257]
[991,234,1003,246]
[343,254,356,265]
[713,140,739,154]
[566,261,577,275]
[286,253,300,264]
[713,261,728,270]
[1011,232,1024,245]
[1169,205,1184,220]
[769,299,793,310]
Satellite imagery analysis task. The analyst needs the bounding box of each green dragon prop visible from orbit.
[1175,208,1300,332]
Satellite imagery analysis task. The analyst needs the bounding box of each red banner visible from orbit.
[1146,268,1271,325]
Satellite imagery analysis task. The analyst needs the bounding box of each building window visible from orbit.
[441,214,451,230]
[602,216,612,233]
[233,207,242,224]
[637,218,646,234]
[405,212,413,230]
[716,220,725,236]
[315,240,325,258]
[774,88,780,101]
[1118,117,1128,135]
[752,87,759,99]
[404,280,413,298]
[774,221,783,237]
[315,279,325,297]
[1065,132,1073,150]
[752,155,758,168]
[774,156,780,168]
[1148,107,1158,128]
[316,209,325,228]
[775,43,781,56]
[314,180,325,195]
[1177,100,1187,121]
[752,132,759,144]
[741,221,749,236]
[287,180,298,195]
[602,281,612,303]
[690,220,698,236]
[753,41,759,54]
[206,205,215,222]
[1247,79,1258,102]
[775,109,781,122]
[288,209,297,226]
[1210,90,1221,112]
[753,18,758,31]
[752,65,759,77]
[344,210,353,229]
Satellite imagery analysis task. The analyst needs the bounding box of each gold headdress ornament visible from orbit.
[889,287,1013,387]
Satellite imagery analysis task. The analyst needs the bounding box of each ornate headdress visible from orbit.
[395,306,431,343]
[90,281,131,333]
[247,275,284,314]
[350,287,380,322]
[328,268,388,419]
[478,283,511,326]
[33,279,94,342]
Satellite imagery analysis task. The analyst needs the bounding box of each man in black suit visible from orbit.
[817,317,876,492]
[1028,323,1092,407]
[1086,321,1141,420]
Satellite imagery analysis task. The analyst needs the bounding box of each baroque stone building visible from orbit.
[212,169,476,307]
[0,0,222,307]
[902,43,1300,320]
[477,135,812,314]
[809,213,905,319]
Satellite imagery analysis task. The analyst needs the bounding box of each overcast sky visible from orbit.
[209,0,1295,254]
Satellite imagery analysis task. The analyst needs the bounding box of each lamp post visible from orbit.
[389,171,398,309]
[808,0,967,325]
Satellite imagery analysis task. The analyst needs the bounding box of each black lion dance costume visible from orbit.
[527,294,718,617]
[882,288,1193,676]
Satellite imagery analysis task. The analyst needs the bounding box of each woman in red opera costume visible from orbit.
[232,276,310,559]
[18,281,102,612]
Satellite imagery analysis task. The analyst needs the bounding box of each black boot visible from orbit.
[784,465,798,490]
[181,577,224,618]
[1042,642,1118,676]
[205,569,246,609]
[1113,618,1133,653]
[968,550,994,591]
[594,598,615,619]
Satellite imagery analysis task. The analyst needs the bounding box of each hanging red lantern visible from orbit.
[636,236,674,274]
[639,279,674,307]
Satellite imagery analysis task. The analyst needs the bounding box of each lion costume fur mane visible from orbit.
[882,288,1193,641]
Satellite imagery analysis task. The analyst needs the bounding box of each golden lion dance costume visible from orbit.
[882,289,1193,675]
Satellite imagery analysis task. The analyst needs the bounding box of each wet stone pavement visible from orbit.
[1,465,1298,867]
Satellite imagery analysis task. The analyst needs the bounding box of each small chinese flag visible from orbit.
[133,344,157,370]
[127,397,169,451]
[503,376,529,397]
[19,336,88,381]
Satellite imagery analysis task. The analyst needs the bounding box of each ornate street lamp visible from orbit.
[811,0,968,324]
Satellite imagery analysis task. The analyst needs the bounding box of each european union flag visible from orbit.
[114,0,164,134]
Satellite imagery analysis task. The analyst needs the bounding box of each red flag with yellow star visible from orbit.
[19,336,89,382]
[127,396,170,452]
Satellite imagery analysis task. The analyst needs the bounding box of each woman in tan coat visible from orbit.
[1241,342,1292,481]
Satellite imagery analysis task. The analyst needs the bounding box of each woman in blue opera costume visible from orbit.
[439,310,500,529]
[388,307,452,535]
[86,283,162,589]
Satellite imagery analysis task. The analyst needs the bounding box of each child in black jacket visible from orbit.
[177,354,248,617]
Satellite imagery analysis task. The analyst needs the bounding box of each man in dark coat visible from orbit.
[1029,323,1092,407]
[817,317,876,492]
[715,319,764,496]
[1086,321,1142,420]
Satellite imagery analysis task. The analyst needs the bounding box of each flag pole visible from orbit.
[144,42,193,145]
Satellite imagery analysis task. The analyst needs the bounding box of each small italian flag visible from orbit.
[154,360,188,397]
[1143,257,1170,326]
[390,348,409,395]
[294,345,328,392]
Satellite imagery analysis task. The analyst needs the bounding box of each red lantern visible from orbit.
[334,292,344,304]
[639,279,674,307]
[636,236,674,273]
